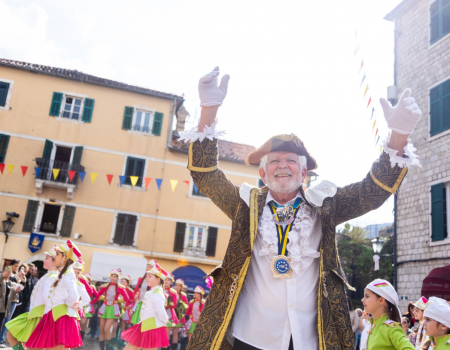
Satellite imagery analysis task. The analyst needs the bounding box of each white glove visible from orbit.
[198,66,230,106]
[380,89,422,135]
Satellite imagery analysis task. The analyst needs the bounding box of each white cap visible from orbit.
[413,296,429,311]
[424,297,450,328]
[45,244,58,258]
[194,286,205,295]
[366,279,401,319]
[72,259,84,271]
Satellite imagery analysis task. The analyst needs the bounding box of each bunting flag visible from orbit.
[359,60,364,73]
[8,164,14,175]
[79,172,86,183]
[68,170,76,183]
[156,179,163,190]
[52,168,60,180]
[119,176,126,187]
[34,167,41,179]
[375,135,380,145]
[0,164,4,174]
[374,128,379,139]
[183,180,190,187]
[370,107,375,120]
[170,179,178,192]
[366,97,372,108]
[21,166,28,177]
[193,183,199,194]
[354,44,360,56]
[379,146,382,154]
[91,173,98,184]
[364,85,369,97]
[359,73,366,88]
[106,174,113,185]
[144,177,152,189]
[372,120,376,130]
[130,176,139,187]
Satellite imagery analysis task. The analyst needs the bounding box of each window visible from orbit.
[113,214,137,246]
[431,183,449,242]
[0,134,10,163]
[430,78,450,136]
[124,157,145,187]
[0,79,13,110]
[23,200,40,232]
[39,204,61,234]
[122,106,163,136]
[190,182,208,198]
[49,92,95,123]
[430,0,450,44]
[173,223,218,256]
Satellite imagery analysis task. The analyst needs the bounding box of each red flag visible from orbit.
[68,170,76,183]
[0,164,4,174]
[106,174,113,185]
[375,128,379,138]
[21,166,28,177]
[359,60,364,73]
[144,177,152,189]
[367,97,372,108]
[183,180,190,187]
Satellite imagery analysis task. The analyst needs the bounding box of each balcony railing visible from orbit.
[132,124,151,134]
[183,244,205,257]
[35,158,85,185]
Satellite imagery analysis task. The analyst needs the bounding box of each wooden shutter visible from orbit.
[113,214,127,244]
[443,0,450,37]
[135,159,145,187]
[430,0,440,43]
[23,200,39,232]
[430,85,441,136]
[49,92,63,117]
[0,134,10,163]
[431,183,446,241]
[206,227,218,257]
[60,206,76,237]
[152,112,163,136]
[81,98,95,123]
[72,146,83,165]
[0,81,10,107]
[123,215,137,246]
[442,79,450,132]
[122,106,134,130]
[173,222,186,252]
[42,140,54,159]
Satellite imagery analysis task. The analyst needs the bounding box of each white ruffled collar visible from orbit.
[259,191,320,274]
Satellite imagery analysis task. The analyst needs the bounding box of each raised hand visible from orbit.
[198,67,230,106]
[380,89,422,135]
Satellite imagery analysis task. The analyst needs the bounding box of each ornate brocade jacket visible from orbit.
[186,138,407,350]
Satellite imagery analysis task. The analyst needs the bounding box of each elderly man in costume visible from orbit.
[179,67,421,350]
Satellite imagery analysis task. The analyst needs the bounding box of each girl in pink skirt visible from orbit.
[122,266,169,350]
[120,275,135,335]
[72,259,92,341]
[25,239,83,350]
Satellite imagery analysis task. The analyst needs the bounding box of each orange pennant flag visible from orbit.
[21,166,28,177]
[144,177,152,189]
[106,174,113,185]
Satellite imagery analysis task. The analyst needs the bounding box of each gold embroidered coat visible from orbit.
[186,138,407,350]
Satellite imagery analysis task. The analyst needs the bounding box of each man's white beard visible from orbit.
[265,173,303,194]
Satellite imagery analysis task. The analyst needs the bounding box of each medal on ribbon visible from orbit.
[268,198,302,279]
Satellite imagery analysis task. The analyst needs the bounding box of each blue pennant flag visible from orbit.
[79,171,86,183]
[193,183,199,193]
[156,179,163,190]
[375,135,380,146]
[28,233,45,254]
[34,167,41,179]
[360,73,366,88]
[370,107,375,120]
[119,176,126,187]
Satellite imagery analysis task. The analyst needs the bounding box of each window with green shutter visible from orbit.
[0,134,10,163]
[430,78,450,136]
[431,183,448,241]
[152,112,163,136]
[430,0,450,44]
[206,227,218,256]
[72,146,83,165]
[49,92,63,117]
[113,214,137,246]
[81,98,95,123]
[124,157,145,187]
[122,106,134,130]
[0,81,10,107]
[60,206,76,237]
[23,200,39,232]
[173,222,186,252]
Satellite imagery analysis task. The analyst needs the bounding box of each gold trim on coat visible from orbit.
[318,250,325,350]
[369,167,407,194]
[188,142,218,172]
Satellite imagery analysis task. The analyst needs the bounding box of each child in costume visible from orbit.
[121,266,169,350]
[422,297,450,349]
[131,260,156,325]
[92,268,130,350]
[412,296,429,349]
[360,279,414,350]
[185,286,205,342]
[174,279,189,349]
[80,272,97,334]
[25,240,83,349]
[121,275,135,334]
[164,273,180,349]
[5,245,59,350]
[72,259,93,341]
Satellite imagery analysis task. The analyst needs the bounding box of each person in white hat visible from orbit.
[25,240,83,349]
[78,272,97,331]
[422,297,450,349]
[5,246,59,350]
[72,259,92,342]
[174,279,189,350]
[91,268,130,350]
[163,273,180,350]
[412,296,429,349]
[120,274,135,341]
[121,266,169,350]
[131,260,158,326]
[360,279,415,350]
[185,286,205,342]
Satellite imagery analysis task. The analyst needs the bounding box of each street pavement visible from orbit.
[3,336,99,350]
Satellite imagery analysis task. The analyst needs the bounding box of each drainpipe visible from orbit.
[393,22,399,290]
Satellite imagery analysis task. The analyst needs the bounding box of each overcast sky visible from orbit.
[0,0,405,228]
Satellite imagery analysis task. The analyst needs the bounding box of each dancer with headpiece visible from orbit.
[164,273,180,349]
[81,272,98,331]
[174,279,189,350]
[25,239,83,349]
[422,297,450,350]
[5,245,59,350]
[185,286,205,343]
[412,296,429,349]
[131,260,157,325]
[92,269,130,350]
[72,259,93,341]
[119,274,135,345]
[121,265,169,350]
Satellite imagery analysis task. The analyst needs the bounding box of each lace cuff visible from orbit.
[382,135,421,168]
[178,122,226,143]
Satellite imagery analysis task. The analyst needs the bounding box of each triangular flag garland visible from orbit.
[170,179,178,192]
[156,179,163,190]
[34,167,41,179]
[91,173,98,184]
[0,164,4,174]
[119,176,127,187]
[8,164,14,175]
[144,177,152,189]
[21,166,28,177]
[130,176,139,188]
[52,168,60,180]
[106,174,113,185]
